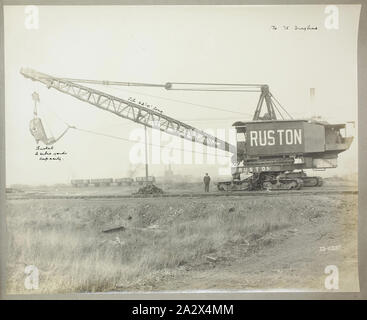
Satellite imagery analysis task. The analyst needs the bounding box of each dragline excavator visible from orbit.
[21,68,353,191]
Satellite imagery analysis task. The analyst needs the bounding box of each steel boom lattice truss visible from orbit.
[20,68,236,154]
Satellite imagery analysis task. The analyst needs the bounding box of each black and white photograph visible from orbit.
[2,4,361,295]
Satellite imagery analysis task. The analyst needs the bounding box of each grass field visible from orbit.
[5,190,359,293]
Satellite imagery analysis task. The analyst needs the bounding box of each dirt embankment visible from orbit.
[6,193,359,293]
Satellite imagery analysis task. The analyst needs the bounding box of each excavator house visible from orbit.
[224,119,353,191]
[20,68,354,191]
[216,85,354,191]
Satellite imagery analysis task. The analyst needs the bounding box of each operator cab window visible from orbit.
[237,132,246,142]
[325,126,345,144]
[236,127,247,142]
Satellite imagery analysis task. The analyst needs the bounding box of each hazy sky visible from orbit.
[4,5,360,185]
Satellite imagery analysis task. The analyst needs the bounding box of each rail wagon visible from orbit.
[71,179,90,187]
[90,178,113,187]
[114,178,134,186]
[135,176,156,185]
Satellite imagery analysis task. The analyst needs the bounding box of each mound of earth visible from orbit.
[134,184,164,195]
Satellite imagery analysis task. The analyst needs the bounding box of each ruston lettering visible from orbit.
[249,129,302,147]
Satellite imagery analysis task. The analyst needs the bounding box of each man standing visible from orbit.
[203,173,211,192]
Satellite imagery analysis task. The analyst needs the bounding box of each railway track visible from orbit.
[6,189,358,200]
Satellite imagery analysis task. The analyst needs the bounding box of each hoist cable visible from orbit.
[270,93,293,119]
[42,104,234,158]
[41,104,231,157]
[71,127,232,158]
[96,85,254,117]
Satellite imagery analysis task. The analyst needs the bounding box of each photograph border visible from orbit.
[0,0,365,300]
